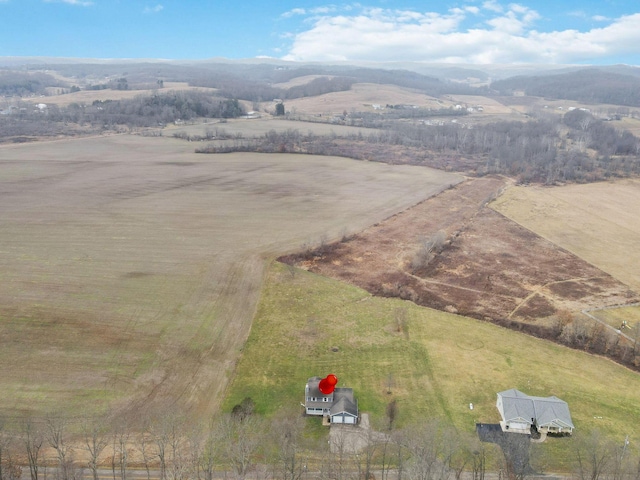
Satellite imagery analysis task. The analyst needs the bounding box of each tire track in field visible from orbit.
[124,254,266,419]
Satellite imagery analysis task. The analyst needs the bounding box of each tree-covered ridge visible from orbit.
[18,62,475,102]
[0,71,62,96]
[490,69,640,107]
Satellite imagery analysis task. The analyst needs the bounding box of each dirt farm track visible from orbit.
[0,133,461,421]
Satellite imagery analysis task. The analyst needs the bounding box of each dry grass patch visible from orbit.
[492,180,640,293]
[267,83,452,115]
[272,75,335,89]
[589,305,640,331]
[446,95,515,115]
[165,117,375,138]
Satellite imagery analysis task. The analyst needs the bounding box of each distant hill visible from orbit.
[490,68,640,107]
[0,70,63,95]
[15,61,476,101]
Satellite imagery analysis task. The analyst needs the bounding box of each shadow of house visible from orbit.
[477,423,533,479]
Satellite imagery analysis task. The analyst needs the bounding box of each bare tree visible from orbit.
[411,231,447,273]
[471,444,487,480]
[378,428,395,480]
[198,417,221,480]
[0,418,21,480]
[46,416,76,480]
[394,307,408,336]
[219,414,263,480]
[165,415,189,480]
[81,418,109,480]
[0,417,8,480]
[22,419,43,480]
[326,427,349,480]
[399,419,456,480]
[0,421,21,480]
[111,422,131,480]
[572,429,615,480]
[149,417,171,480]
[269,409,306,480]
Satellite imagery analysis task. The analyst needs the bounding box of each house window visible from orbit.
[322,397,330,402]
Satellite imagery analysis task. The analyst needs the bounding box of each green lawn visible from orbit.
[224,262,640,469]
[589,305,640,332]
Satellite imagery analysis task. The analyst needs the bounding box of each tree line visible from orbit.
[2,407,638,480]
[196,109,640,185]
[490,69,640,108]
[0,91,245,142]
[0,71,63,96]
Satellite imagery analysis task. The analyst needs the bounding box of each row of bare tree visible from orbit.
[2,410,639,480]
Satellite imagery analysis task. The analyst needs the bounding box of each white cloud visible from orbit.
[143,4,163,14]
[592,15,609,22]
[482,1,503,13]
[282,7,307,18]
[44,0,94,5]
[281,3,640,64]
[282,5,337,19]
[485,4,539,35]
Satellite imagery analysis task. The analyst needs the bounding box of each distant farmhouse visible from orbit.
[497,389,574,435]
[304,376,359,425]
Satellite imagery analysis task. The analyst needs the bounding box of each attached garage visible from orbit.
[505,421,530,432]
[329,393,358,425]
[331,412,358,424]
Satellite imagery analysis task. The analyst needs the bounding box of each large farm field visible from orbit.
[164,117,376,139]
[0,133,461,422]
[263,83,454,115]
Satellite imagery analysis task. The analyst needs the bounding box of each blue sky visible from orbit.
[1,0,639,64]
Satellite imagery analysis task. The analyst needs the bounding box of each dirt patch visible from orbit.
[281,176,639,331]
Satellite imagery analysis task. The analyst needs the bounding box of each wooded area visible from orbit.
[491,69,640,107]
[197,109,640,184]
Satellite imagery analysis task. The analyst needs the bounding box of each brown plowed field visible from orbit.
[0,134,461,421]
[281,176,638,329]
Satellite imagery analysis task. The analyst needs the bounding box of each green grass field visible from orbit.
[589,305,640,331]
[225,261,640,468]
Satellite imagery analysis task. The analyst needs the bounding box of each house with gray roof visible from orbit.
[304,376,359,424]
[496,389,574,435]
